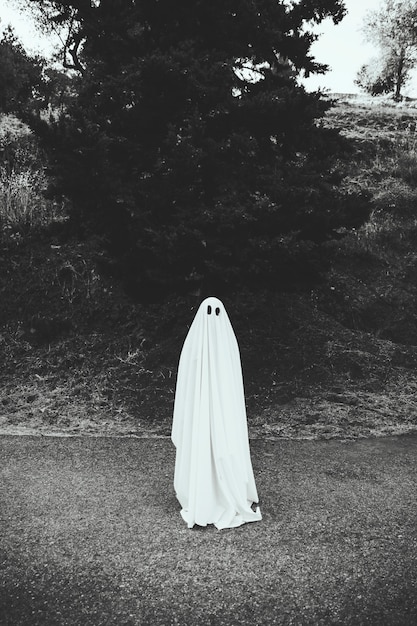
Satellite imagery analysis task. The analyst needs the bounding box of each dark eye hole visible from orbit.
[215,307,220,316]
[207,305,212,315]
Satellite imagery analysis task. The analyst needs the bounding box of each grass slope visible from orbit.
[2,96,417,439]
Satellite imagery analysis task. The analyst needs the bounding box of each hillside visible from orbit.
[1,96,417,440]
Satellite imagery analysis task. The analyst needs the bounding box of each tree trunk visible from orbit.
[394,51,405,101]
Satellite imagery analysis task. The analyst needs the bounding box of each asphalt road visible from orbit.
[1,434,416,625]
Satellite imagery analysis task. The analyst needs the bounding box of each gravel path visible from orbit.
[1,434,416,625]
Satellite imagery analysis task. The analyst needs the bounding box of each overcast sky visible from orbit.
[2,0,416,96]
[1,1,60,56]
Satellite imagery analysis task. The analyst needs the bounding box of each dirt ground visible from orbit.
[1,433,416,625]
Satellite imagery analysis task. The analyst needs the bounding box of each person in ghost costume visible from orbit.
[172,296,262,530]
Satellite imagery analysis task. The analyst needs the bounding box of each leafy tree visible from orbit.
[359,0,417,101]
[22,0,372,297]
[42,67,80,112]
[355,56,396,96]
[0,25,45,114]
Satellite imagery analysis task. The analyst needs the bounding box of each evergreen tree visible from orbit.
[24,0,371,296]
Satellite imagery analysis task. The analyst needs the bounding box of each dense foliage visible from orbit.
[24,0,371,297]
[0,26,44,114]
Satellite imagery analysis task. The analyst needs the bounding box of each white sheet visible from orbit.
[172,297,262,529]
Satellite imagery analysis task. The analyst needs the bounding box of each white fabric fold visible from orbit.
[172,297,262,530]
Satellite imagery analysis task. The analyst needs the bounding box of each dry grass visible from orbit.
[0,114,65,239]
[2,100,417,439]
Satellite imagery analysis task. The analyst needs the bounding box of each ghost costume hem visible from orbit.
[179,504,262,531]
[172,296,262,530]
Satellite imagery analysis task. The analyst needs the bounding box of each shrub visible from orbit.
[0,116,64,239]
[355,59,396,96]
